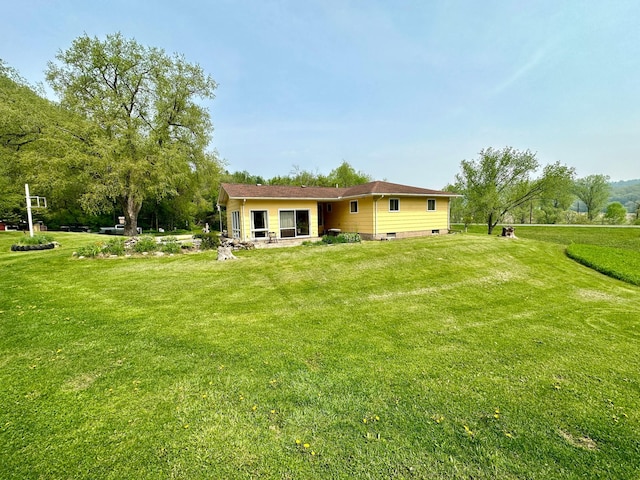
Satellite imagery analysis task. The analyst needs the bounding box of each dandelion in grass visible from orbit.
[295,439,301,445]
[252,405,257,411]
[303,443,310,449]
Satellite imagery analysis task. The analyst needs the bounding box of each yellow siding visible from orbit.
[226,199,319,241]
[328,197,375,234]
[225,195,451,241]
[375,197,449,236]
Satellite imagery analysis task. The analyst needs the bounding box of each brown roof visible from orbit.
[219,181,458,204]
[219,183,348,201]
[342,181,455,197]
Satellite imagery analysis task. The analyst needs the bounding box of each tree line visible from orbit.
[449,147,637,233]
[1,33,637,235]
[0,33,374,234]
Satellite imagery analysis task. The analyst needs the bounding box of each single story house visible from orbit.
[217,181,460,242]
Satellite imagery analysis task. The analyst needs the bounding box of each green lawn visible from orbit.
[456,223,640,250]
[1,230,639,479]
[566,244,640,286]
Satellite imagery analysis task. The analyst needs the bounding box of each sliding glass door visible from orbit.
[279,210,310,238]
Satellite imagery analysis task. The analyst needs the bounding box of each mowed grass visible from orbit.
[456,223,640,250]
[456,224,640,287]
[566,244,640,286]
[1,231,640,479]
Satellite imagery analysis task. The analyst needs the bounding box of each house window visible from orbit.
[231,211,241,239]
[279,210,310,238]
[326,204,332,212]
[427,199,436,211]
[251,210,269,238]
[389,198,400,211]
[350,200,358,213]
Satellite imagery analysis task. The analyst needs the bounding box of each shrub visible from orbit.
[75,242,104,258]
[19,234,55,245]
[103,238,126,256]
[321,232,361,244]
[194,232,220,250]
[340,232,361,243]
[133,235,158,253]
[161,236,181,254]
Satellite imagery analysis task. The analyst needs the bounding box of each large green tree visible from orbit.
[455,146,574,234]
[1,60,89,226]
[1,62,41,223]
[573,174,610,222]
[535,163,577,223]
[46,33,219,235]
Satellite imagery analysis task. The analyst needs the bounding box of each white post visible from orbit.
[217,204,222,234]
[25,183,34,237]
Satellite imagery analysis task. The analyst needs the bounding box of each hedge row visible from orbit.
[566,243,640,286]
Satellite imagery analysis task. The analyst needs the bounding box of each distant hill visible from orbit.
[610,179,640,188]
[610,179,640,212]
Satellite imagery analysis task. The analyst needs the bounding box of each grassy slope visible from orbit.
[457,224,640,250]
[1,231,639,479]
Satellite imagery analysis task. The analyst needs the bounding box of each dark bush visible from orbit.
[321,232,361,244]
[194,232,220,250]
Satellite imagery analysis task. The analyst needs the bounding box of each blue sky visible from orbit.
[2,0,639,187]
